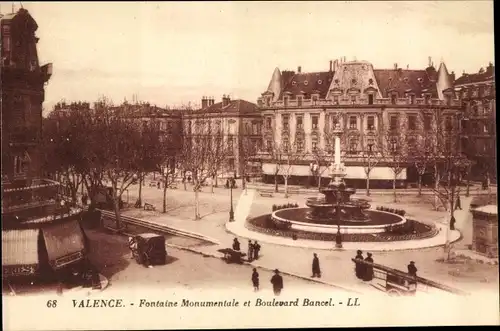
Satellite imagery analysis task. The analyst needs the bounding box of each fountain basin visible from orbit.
[271,208,406,234]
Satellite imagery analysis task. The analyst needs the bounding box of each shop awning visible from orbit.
[2,229,40,276]
[42,219,86,269]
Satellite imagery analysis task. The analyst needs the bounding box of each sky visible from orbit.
[2,1,495,113]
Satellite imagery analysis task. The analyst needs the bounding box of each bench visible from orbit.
[144,203,156,211]
[149,181,158,187]
[287,188,300,196]
[259,190,274,197]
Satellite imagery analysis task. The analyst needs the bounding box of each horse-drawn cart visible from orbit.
[217,248,246,264]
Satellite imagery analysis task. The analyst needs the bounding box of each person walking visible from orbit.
[354,250,365,280]
[455,194,462,210]
[311,253,321,278]
[253,241,261,260]
[252,268,259,292]
[362,253,374,282]
[232,238,241,251]
[407,261,418,285]
[247,240,254,262]
[450,215,456,230]
[270,269,283,296]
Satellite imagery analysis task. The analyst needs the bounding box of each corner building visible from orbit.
[258,58,462,187]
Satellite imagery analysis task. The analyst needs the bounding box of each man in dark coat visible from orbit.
[354,250,365,279]
[311,253,321,278]
[450,216,456,230]
[253,241,261,260]
[270,269,283,296]
[247,240,254,262]
[455,194,462,210]
[362,253,374,281]
[232,238,241,251]
[252,268,259,291]
[407,261,418,285]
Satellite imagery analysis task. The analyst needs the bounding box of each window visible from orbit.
[297,96,303,107]
[461,119,468,131]
[266,117,272,129]
[228,159,235,170]
[409,94,415,105]
[266,139,273,152]
[252,122,259,135]
[408,115,417,130]
[312,115,319,130]
[390,115,398,130]
[266,97,271,106]
[367,138,375,153]
[424,115,432,130]
[283,137,290,151]
[351,95,356,104]
[390,138,398,154]
[349,116,357,129]
[349,138,358,154]
[312,137,318,152]
[445,95,452,106]
[331,116,339,129]
[333,95,339,104]
[312,95,319,103]
[296,139,304,152]
[424,95,431,104]
[445,116,453,131]
[282,115,289,130]
[368,94,374,105]
[284,96,289,107]
[367,116,375,130]
[228,136,234,150]
[391,94,397,104]
[296,116,303,130]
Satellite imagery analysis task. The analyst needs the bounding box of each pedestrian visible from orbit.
[252,268,259,291]
[232,238,241,251]
[362,252,374,282]
[354,250,364,279]
[157,181,161,189]
[407,261,418,285]
[247,240,254,262]
[455,194,462,210]
[270,269,283,296]
[311,253,321,278]
[450,215,456,230]
[225,179,230,189]
[253,241,261,260]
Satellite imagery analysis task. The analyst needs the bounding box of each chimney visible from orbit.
[222,95,231,107]
[329,60,333,72]
[297,66,302,73]
[428,56,432,67]
[450,71,455,82]
[394,63,398,70]
[201,96,208,109]
[406,64,409,70]
[210,97,215,106]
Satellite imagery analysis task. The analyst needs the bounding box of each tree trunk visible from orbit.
[392,174,397,203]
[194,184,200,220]
[211,176,214,193]
[137,172,143,206]
[418,175,423,196]
[284,177,289,198]
[162,178,168,213]
[366,174,371,196]
[434,167,441,211]
[183,176,187,191]
[274,172,279,193]
[317,174,322,191]
[466,175,470,197]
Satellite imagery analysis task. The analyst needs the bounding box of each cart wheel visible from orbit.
[387,289,401,297]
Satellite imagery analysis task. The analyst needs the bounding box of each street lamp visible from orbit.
[335,185,343,249]
[229,177,235,222]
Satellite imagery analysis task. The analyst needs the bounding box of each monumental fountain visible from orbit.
[247,124,439,243]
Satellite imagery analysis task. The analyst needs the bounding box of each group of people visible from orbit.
[353,250,374,281]
[233,238,261,262]
[251,268,284,295]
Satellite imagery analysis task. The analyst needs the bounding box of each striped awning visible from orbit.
[42,219,86,269]
[2,229,40,276]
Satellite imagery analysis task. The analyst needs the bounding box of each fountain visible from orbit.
[268,123,408,236]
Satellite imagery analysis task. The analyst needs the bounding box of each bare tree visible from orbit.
[238,122,260,192]
[384,116,409,203]
[359,135,384,196]
[280,137,306,198]
[181,111,230,220]
[311,147,333,190]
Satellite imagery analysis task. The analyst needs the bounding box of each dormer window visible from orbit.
[266,97,271,106]
[292,81,297,86]
[391,94,397,104]
[351,95,357,104]
[418,78,423,83]
[368,78,374,85]
[284,96,289,107]
[408,94,415,105]
[403,77,409,83]
[297,95,303,107]
[424,94,431,104]
[368,94,374,105]
[351,79,357,85]
[333,95,339,105]
[334,79,339,85]
[304,81,309,86]
[318,80,323,85]
[312,94,319,103]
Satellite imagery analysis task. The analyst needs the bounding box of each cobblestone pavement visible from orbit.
[122,183,499,293]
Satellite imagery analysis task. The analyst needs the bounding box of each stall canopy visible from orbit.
[42,219,86,269]
[2,229,40,276]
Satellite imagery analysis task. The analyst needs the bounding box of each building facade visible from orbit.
[257,58,462,187]
[454,63,496,183]
[183,96,262,180]
[1,9,87,279]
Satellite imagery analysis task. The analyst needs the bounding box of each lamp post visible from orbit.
[229,177,235,222]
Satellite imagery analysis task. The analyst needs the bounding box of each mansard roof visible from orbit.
[373,67,438,98]
[455,64,495,86]
[280,71,334,99]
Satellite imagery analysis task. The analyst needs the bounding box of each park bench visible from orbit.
[217,248,246,264]
[149,181,158,187]
[287,187,300,196]
[259,189,274,197]
[143,203,156,211]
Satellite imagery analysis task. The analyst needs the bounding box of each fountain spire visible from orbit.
[330,123,347,186]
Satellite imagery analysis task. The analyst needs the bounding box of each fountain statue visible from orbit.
[305,123,370,222]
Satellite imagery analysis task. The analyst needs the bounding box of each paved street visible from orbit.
[121,182,498,294]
